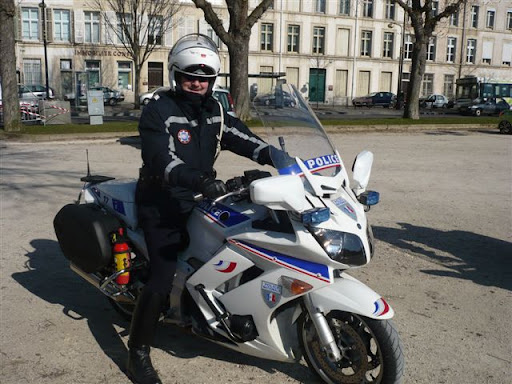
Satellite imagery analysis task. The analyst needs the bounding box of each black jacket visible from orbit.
[137,90,272,211]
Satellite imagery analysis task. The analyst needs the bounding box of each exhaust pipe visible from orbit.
[70,263,136,303]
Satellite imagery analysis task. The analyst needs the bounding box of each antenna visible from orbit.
[86,149,91,176]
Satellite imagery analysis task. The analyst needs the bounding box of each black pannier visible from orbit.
[53,203,121,273]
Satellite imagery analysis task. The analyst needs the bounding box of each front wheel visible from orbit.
[299,311,404,384]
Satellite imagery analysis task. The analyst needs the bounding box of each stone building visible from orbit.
[12,0,512,105]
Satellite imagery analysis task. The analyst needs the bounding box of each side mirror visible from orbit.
[250,175,307,212]
[352,150,374,195]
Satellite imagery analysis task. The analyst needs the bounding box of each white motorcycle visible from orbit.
[54,83,404,384]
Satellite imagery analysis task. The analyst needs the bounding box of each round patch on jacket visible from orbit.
[177,129,191,144]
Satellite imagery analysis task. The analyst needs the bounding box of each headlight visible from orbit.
[309,228,367,266]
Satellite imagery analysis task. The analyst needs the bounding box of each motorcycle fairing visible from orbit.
[228,239,330,283]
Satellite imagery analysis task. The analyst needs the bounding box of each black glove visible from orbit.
[200,178,228,199]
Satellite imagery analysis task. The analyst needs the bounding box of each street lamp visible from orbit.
[39,0,50,99]
[389,18,406,109]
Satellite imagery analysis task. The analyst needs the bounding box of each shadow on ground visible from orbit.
[12,238,319,383]
[373,223,512,291]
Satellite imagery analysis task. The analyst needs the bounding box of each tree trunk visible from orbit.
[403,40,427,120]
[228,38,250,121]
[134,63,141,109]
[0,0,22,131]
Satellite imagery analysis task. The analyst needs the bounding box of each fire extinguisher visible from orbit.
[112,228,130,285]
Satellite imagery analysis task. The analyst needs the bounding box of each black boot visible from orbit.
[126,288,165,384]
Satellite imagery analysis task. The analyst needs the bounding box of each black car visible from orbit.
[253,91,296,107]
[352,92,396,108]
[460,97,510,116]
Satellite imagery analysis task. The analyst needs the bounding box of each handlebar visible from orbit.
[193,169,272,204]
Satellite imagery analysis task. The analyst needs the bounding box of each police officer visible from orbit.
[127,34,275,384]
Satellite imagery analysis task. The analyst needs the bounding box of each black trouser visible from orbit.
[136,181,192,296]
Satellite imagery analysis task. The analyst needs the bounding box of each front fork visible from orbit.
[303,293,342,362]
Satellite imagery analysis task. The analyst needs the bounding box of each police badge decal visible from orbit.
[261,281,282,308]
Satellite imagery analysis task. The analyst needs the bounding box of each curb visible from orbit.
[0,124,497,143]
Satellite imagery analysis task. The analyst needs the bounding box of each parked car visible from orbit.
[139,86,169,105]
[20,84,56,99]
[498,110,512,134]
[459,97,510,116]
[212,87,237,117]
[139,86,237,117]
[421,94,449,109]
[253,91,296,107]
[64,86,124,105]
[352,92,396,108]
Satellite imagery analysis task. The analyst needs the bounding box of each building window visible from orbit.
[339,0,350,15]
[117,13,133,44]
[443,74,454,98]
[23,59,41,84]
[508,11,512,30]
[422,73,433,97]
[471,6,479,28]
[361,30,372,57]
[260,23,274,51]
[315,0,326,13]
[84,11,100,43]
[466,39,476,64]
[287,25,300,53]
[85,60,101,88]
[383,32,394,58]
[385,0,395,20]
[312,26,325,54]
[22,8,39,40]
[117,62,132,90]
[503,42,512,66]
[427,37,436,61]
[206,27,221,48]
[446,37,456,63]
[148,15,162,45]
[404,34,413,60]
[450,11,459,27]
[60,59,72,70]
[482,40,493,65]
[486,10,495,29]
[336,28,350,56]
[432,1,439,17]
[53,10,71,42]
[362,0,373,18]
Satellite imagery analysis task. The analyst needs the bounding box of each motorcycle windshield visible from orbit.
[252,83,344,182]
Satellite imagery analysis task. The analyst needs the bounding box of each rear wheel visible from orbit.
[299,311,404,384]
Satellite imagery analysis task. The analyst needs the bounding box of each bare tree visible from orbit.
[191,0,274,121]
[395,0,466,119]
[90,0,181,109]
[0,0,22,131]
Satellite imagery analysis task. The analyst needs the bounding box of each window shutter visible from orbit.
[482,40,493,60]
[502,42,512,63]
[74,10,84,43]
[45,7,53,43]
[15,6,21,41]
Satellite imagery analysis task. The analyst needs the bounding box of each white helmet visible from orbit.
[168,33,221,94]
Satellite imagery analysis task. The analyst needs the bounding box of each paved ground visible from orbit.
[1,129,511,383]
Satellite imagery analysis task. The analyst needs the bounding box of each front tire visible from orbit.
[299,311,404,384]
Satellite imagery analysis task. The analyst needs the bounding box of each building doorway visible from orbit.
[309,68,326,103]
[148,62,163,88]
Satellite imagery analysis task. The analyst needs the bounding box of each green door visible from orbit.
[309,68,326,102]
